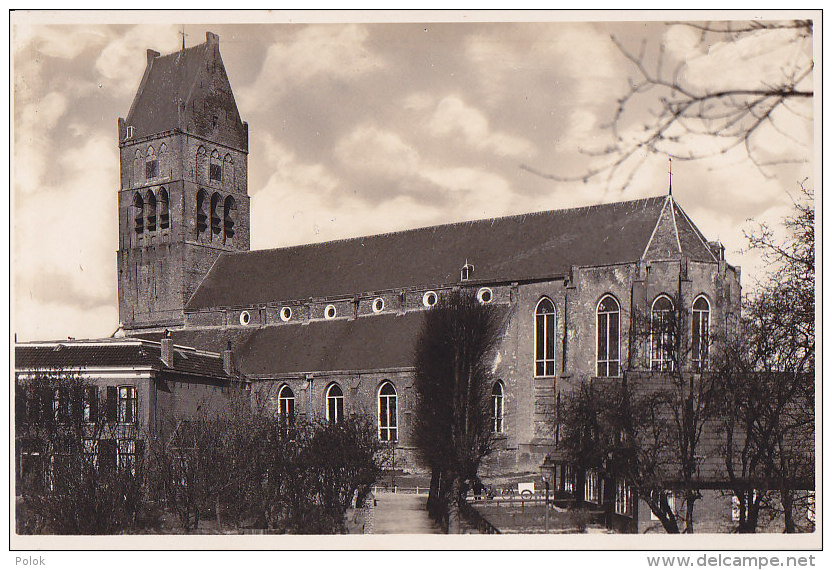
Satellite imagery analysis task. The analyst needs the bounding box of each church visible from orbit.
[19,32,749,531]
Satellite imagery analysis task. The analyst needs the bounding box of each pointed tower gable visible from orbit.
[120,32,247,151]
[642,196,718,262]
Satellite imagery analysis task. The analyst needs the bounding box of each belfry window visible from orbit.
[196,146,207,183]
[196,190,208,237]
[223,196,236,241]
[326,384,344,424]
[378,382,397,442]
[158,143,168,179]
[692,296,710,372]
[491,381,504,433]
[158,188,170,229]
[223,154,234,189]
[210,193,221,237]
[535,297,556,377]
[651,295,675,372]
[597,295,620,377]
[210,149,222,182]
[133,192,144,234]
[145,191,156,232]
[145,147,158,179]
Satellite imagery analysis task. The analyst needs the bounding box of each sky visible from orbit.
[11,11,816,341]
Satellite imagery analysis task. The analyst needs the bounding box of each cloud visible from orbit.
[94,25,181,96]
[334,125,420,179]
[238,25,384,110]
[14,91,69,194]
[14,134,119,340]
[425,95,536,157]
[13,24,110,59]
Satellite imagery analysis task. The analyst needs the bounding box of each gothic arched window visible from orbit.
[158,143,168,179]
[692,296,710,372]
[378,382,397,442]
[223,153,234,189]
[651,295,675,372]
[196,189,208,237]
[145,190,156,232]
[210,192,221,237]
[158,188,170,230]
[223,195,236,242]
[133,192,144,234]
[133,149,142,186]
[196,146,207,183]
[278,385,295,426]
[326,383,344,424]
[535,297,556,377]
[210,149,222,182]
[491,381,504,433]
[145,146,158,180]
[597,295,621,377]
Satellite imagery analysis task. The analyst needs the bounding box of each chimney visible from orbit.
[223,340,234,376]
[147,49,160,64]
[161,329,173,368]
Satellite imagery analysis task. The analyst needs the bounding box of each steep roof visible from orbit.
[123,32,246,150]
[187,195,719,311]
[15,338,232,379]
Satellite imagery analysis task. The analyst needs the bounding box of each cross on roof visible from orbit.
[179,25,188,51]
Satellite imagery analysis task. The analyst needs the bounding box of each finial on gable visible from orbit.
[668,157,672,196]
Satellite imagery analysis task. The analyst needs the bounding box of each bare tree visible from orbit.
[15,370,147,534]
[412,288,504,533]
[713,183,815,532]
[522,20,813,189]
[562,289,720,533]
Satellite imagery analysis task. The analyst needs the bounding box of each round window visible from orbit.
[280,307,292,322]
[239,310,251,326]
[423,291,438,307]
[477,287,493,304]
[325,304,337,319]
[372,297,385,313]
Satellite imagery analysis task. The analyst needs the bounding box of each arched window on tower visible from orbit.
[158,143,168,179]
[692,296,710,372]
[223,154,234,189]
[145,190,156,232]
[378,382,397,442]
[535,297,556,377]
[597,295,621,377]
[133,150,142,186]
[196,190,208,238]
[210,149,222,183]
[210,193,221,237]
[133,192,144,235]
[651,295,676,372]
[491,380,504,433]
[326,384,344,424]
[158,188,170,230]
[223,196,236,243]
[145,146,158,180]
[196,146,207,183]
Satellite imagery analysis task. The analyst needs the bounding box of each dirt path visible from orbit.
[372,492,442,534]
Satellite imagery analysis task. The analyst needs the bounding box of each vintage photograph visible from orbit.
[11,10,817,547]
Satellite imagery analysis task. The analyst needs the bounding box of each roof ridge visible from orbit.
[231,195,669,259]
[669,197,683,254]
[670,197,720,262]
[640,195,671,260]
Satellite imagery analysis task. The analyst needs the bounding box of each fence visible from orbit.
[371,485,429,495]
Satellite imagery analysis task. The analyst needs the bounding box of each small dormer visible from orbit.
[461,260,475,282]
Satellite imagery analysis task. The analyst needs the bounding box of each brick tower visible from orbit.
[117,32,250,333]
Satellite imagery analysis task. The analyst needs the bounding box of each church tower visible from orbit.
[117,32,250,333]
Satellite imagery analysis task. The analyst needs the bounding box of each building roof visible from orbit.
[139,311,432,376]
[14,338,232,379]
[123,32,246,150]
[187,195,719,311]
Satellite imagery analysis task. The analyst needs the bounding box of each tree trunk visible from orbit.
[427,468,441,519]
[781,487,796,533]
[683,491,695,533]
[448,476,461,534]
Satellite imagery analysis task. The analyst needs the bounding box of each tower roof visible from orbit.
[122,31,247,151]
[186,195,722,311]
